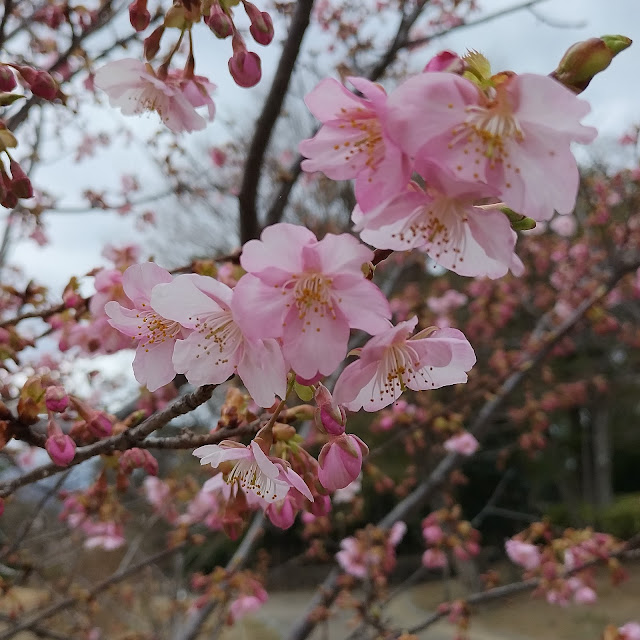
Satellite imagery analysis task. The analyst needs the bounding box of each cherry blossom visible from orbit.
[150,274,287,408]
[194,440,313,504]
[333,316,475,412]
[317,433,368,492]
[386,72,597,221]
[620,623,640,640]
[94,59,209,133]
[299,76,411,211]
[353,163,524,279]
[505,538,541,570]
[105,263,183,392]
[233,223,391,380]
[443,431,479,456]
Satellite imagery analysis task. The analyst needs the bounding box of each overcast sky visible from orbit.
[9,0,640,294]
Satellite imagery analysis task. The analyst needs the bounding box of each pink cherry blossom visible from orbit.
[318,433,368,492]
[423,524,444,545]
[427,289,467,316]
[333,317,475,412]
[620,623,640,640]
[94,58,208,133]
[233,223,391,380]
[336,536,368,578]
[228,592,267,622]
[389,521,407,547]
[443,431,479,456]
[193,440,313,504]
[150,274,287,408]
[353,163,524,279]
[105,262,181,392]
[505,538,541,570]
[83,521,126,551]
[299,76,412,211]
[386,72,597,221]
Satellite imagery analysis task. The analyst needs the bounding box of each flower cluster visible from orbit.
[300,51,597,279]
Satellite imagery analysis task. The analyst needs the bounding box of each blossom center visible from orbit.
[282,272,337,327]
[188,309,242,364]
[135,306,181,351]
[338,109,384,175]
[226,458,287,501]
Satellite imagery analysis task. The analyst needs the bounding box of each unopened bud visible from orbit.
[9,159,33,199]
[144,26,165,60]
[0,66,16,91]
[551,35,632,93]
[45,386,69,413]
[424,50,465,74]
[243,1,274,46]
[30,71,58,101]
[205,3,233,39]
[228,33,261,87]
[46,433,76,466]
[272,422,296,441]
[87,411,113,438]
[129,0,151,31]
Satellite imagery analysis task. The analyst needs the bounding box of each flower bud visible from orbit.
[243,1,274,46]
[144,26,165,60]
[551,35,632,93]
[29,71,58,101]
[121,447,158,475]
[0,66,16,91]
[314,383,346,436]
[205,3,233,39]
[228,34,261,87]
[164,4,187,29]
[9,160,33,199]
[129,0,151,31]
[87,411,112,438]
[45,386,69,413]
[424,50,465,74]
[46,433,76,466]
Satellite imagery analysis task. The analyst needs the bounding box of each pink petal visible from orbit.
[122,262,172,306]
[236,338,288,408]
[132,339,176,391]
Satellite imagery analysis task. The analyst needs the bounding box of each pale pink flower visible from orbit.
[386,72,597,221]
[550,214,577,237]
[193,440,313,504]
[318,433,368,492]
[427,290,468,316]
[620,622,640,640]
[573,584,597,605]
[94,58,207,133]
[233,223,391,380]
[353,163,523,278]
[423,524,444,545]
[299,77,412,211]
[333,317,475,412]
[505,539,541,570]
[150,274,287,408]
[105,263,181,392]
[443,431,479,456]
[389,521,407,547]
[170,73,216,120]
[422,548,447,569]
[229,592,267,622]
[336,537,368,578]
[83,521,126,550]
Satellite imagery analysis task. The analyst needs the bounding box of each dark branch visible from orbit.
[238,0,315,244]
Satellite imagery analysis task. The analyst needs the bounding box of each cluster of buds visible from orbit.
[139,0,273,90]
[69,397,114,440]
[506,524,625,607]
[119,447,158,476]
[190,568,268,624]
[421,506,481,569]
[336,521,407,585]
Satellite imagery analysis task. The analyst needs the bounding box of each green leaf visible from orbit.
[294,382,314,402]
[501,207,537,231]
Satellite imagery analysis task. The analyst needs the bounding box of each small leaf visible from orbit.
[294,382,314,402]
[501,207,537,231]
[0,93,25,106]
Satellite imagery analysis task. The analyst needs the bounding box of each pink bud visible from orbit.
[9,160,33,199]
[29,71,58,101]
[45,386,69,413]
[266,496,296,529]
[318,433,368,492]
[205,3,233,39]
[87,411,112,438]
[310,493,331,517]
[243,1,274,46]
[423,525,444,545]
[228,35,261,88]
[0,66,16,91]
[424,50,465,74]
[129,0,150,31]
[121,448,158,475]
[422,548,447,569]
[46,433,76,466]
[573,585,597,605]
[619,623,640,640]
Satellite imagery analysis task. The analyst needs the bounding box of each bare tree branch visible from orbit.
[238,0,315,244]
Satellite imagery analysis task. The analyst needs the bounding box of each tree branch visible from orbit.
[238,0,315,244]
[0,384,218,499]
